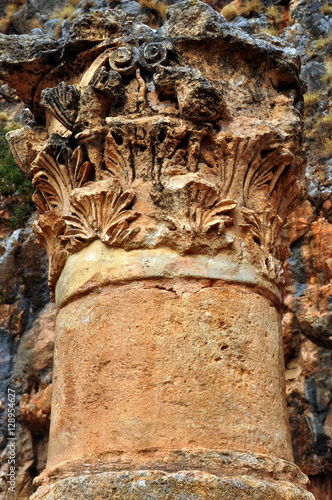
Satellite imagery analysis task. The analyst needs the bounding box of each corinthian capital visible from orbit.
[1,1,305,299]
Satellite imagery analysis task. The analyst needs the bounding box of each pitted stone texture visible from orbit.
[48,283,292,467]
[31,470,315,500]
[0,2,310,499]
[55,241,282,308]
[33,450,311,492]
[1,1,305,296]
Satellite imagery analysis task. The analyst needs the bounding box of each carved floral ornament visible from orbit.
[4,2,306,295]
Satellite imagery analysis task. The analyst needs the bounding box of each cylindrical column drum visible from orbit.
[1,2,314,498]
[49,248,292,466]
[32,244,311,499]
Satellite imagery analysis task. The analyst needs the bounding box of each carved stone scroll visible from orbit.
[0,2,312,499]
[4,6,306,295]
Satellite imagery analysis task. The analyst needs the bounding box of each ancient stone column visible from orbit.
[1,2,314,498]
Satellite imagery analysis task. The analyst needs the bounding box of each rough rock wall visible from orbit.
[0,224,52,499]
[0,0,330,499]
[282,1,332,496]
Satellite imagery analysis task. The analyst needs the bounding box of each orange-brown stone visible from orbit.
[0,1,313,498]
[49,282,291,466]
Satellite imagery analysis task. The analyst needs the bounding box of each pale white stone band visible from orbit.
[55,240,282,308]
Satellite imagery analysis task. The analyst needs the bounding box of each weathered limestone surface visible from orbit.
[0,1,314,498]
[32,470,313,500]
[3,4,306,296]
[50,284,290,462]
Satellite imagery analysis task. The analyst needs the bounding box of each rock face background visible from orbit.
[0,0,330,499]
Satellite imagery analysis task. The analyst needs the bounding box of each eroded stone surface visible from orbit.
[31,470,314,500]
[49,283,291,466]
[0,2,311,499]
[0,1,305,299]
[55,241,283,308]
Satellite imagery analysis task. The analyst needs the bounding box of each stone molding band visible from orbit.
[55,241,283,309]
[0,3,311,499]
[33,450,310,494]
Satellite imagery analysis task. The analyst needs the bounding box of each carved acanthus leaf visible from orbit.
[262,254,284,283]
[240,206,286,282]
[71,146,94,188]
[161,181,236,235]
[33,213,66,256]
[240,208,262,244]
[40,82,80,130]
[63,179,139,247]
[32,147,72,213]
[33,213,68,294]
[270,171,306,220]
[5,127,48,176]
[105,129,132,185]
[199,133,296,205]
[241,207,283,255]
[104,119,212,185]
[32,139,93,214]
[243,138,294,205]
